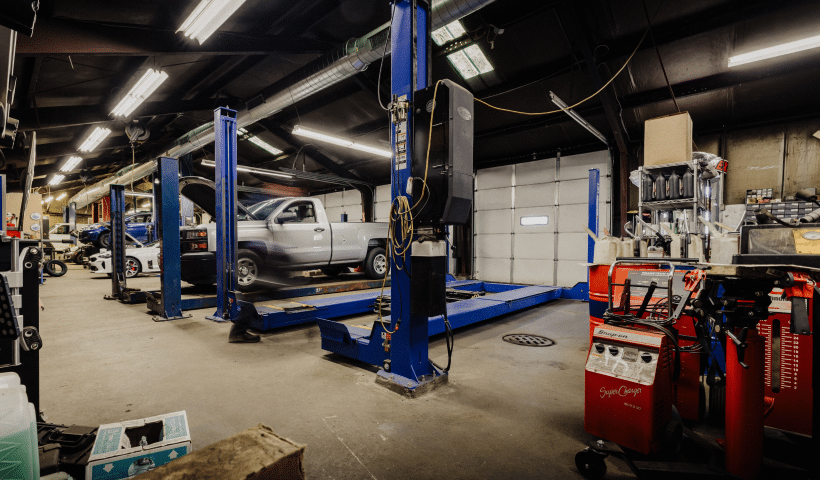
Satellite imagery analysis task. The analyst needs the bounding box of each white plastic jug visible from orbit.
[661,224,682,258]
[619,238,634,258]
[0,376,39,480]
[700,216,740,264]
[584,227,620,265]
[689,234,706,263]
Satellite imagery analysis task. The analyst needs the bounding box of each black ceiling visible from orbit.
[5,0,820,200]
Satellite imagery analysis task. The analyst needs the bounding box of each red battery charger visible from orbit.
[585,324,675,455]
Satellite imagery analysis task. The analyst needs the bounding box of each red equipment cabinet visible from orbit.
[584,324,674,455]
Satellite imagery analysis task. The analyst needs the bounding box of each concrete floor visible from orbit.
[39,265,632,479]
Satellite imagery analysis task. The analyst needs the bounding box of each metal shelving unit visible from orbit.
[637,159,723,239]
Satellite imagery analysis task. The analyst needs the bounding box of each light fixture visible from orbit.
[141,201,151,208]
[60,156,82,172]
[125,191,154,198]
[549,92,608,145]
[56,193,67,201]
[79,127,111,152]
[728,34,820,67]
[238,127,284,155]
[43,196,54,203]
[177,0,247,45]
[432,20,467,46]
[111,69,169,117]
[447,44,494,80]
[48,175,65,186]
[291,126,391,158]
[201,160,293,179]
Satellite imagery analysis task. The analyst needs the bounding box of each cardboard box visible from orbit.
[86,411,191,480]
[644,112,693,166]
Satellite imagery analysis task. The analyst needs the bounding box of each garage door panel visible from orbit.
[514,233,554,259]
[513,259,554,285]
[376,184,391,203]
[475,209,512,234]
[557,204,588,233]
[515,183,554,208]
[476,234,511,259]
[516,159,555,185]
[325,192,343,207]
[343,191,361,206]
[559,179,592,205]
[557,232,590,261]
[325,207,344,222]
[476,257,511,283]
[476,165,513,190]
[375,202,390,221]
[514,206,554,234]
[559,152,609,180]
[557,260,588,287]
[475,187,512,211]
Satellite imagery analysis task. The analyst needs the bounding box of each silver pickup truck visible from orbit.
[178,177,388,290]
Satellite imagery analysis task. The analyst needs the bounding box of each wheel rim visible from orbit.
[125,258,139,278]
[101,235,110,247]
[237,258,258,286]
[374,253,387,275]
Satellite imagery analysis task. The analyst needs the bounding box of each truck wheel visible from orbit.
[125,256,141,278]
[44,260,68,277]
[98,232,111,248]
[364,247,388,279]
[237,250,262,292]
[72,250,85,264]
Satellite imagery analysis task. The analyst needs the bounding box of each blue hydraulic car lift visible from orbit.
[104,185,128,300]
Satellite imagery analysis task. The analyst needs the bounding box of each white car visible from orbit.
[88,241,160,278]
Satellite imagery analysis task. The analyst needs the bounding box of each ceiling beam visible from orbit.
[16,17,330,57]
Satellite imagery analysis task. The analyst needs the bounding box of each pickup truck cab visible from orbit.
[178,177,388,291]
[46,223,75,252]
[78,213,154,248]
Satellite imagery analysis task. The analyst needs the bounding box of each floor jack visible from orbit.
[577,261,816,480]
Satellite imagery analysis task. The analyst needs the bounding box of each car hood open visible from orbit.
[179,176,255,220]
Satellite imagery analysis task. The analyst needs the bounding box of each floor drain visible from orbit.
[502,334,555,347]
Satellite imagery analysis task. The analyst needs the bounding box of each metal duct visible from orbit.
[70,160,157,209]
[69,0,495,209]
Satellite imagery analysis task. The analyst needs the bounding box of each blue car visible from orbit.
[78,213,154,248]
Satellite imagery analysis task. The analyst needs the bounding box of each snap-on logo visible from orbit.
[600,386,642,398]
[597,331,628,340]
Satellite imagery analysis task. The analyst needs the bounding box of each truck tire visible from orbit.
[364,247,388,279]
[125,256,141,278]
[72,250,85,264]
[237,249,262,292]
[98,232,111,248]
[44,260,68,277]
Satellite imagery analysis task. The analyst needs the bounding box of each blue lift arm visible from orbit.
[108,184,126,299]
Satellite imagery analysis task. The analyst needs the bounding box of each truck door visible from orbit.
[269,200,332,266]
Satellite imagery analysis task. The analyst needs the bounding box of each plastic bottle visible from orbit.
[689,234,706,263]
[642,173,655,202]
[700,216,740,264]
[668,171,681,200]
[584,227,620,265]
[0,374,38,480]
[655,174,668,201]
[682,169,694,198]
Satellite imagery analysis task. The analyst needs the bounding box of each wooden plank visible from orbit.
[138,425,305,480]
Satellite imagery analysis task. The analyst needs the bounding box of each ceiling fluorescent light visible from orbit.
[178,0,247,45]
[56,193,67,201]
[43,196,54,203]
[125,191,154,198]
[291,126,391,158]
[79,127,111,152]
[246,136,283,155]
[729,34,820,67]
[447,49,479,79]
[48,175,65,186]
[432,20,466,46]
[60,156,82,172]
[550,92,607,145]
[463,45,494,74]
[201,160,293,179]
[111,69,169,117]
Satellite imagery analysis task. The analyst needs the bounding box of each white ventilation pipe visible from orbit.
[69,0,496,208]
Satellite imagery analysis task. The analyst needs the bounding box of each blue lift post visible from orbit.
[375,0,441,392]
[151,157,192,321]
[107,185,126,299]
[208,107,240,323]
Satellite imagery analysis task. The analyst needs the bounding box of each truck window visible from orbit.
[282,201,316,223]
[246,198,288,220]
[51,225,69,235]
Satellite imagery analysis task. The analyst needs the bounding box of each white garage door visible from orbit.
[474,151,611,287]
